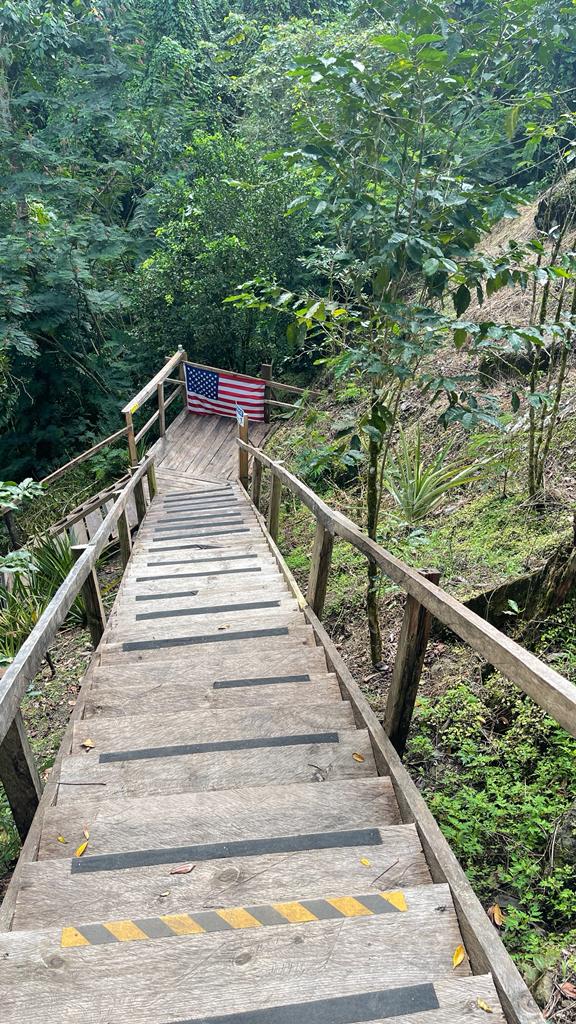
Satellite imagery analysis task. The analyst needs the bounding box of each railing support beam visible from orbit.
[157,381,166,437]
[307,521,334,618]
[71,545,107,648]
[117,507,132,569]
[384,568,440,757]
[238,416,249,490]
[251,459,262,510]
[260,363,272,423]
[0,710,42,842]
[267,473,282,542]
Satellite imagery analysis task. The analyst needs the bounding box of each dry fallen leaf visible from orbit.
[477,998,494,1013]
[488,903,505,927]
[170,864,195,875]
[360,858,371,867]
[83,828,90,840]
[80,738,95,750]
[560,982,576,1000]
[75,840,88,858]
[57,835,67,845]
[159,890,171,898]
[352,752,365,763]
[452,944,467,969]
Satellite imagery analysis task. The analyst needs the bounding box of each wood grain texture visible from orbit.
[56,730,376,803]
[13,823,430,929]
[71,703,355,753]
[0,898,478,1024]
[0,711,43,841]
[38,777,400,860]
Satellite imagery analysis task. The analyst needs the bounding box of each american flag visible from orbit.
[185,363,265,421]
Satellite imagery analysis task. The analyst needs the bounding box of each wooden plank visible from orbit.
[134,407,160,444]
[85,677,342,718]
[238,416,249,489]
[38,777,399,861]
[121,349,184,415]
[0,711,42,842]
[56,729,376,803]
[71,546,106,648]
[268,473,282,541]
[240,441,576,737]
[385,570,440,756]
[252,458,263,509]
[12,822,430,929]
[261,361,272,423]
[70,704,356,753]
[307,521,334,618]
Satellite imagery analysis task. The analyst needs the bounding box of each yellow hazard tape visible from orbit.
[61,890,407,948]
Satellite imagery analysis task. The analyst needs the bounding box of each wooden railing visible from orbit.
[0,456,157,842]
[237,434,576,744]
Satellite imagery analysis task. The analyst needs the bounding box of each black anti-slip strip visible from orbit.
[135,599,280,621]
[154,512,241,525]
[135,590,200,601]
[214,673,311,689]
[162,497,238,506]
[136,567,262,582]
[146,554,259,566]
[99,732,339,764]
[165,489,232,499]
[70,827,383,874]
[152,528,250,543]
[164,985,439,1024]
[122,626,289,652]
[153,517,244,532]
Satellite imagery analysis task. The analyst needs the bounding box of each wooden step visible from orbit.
[98,627,318,662]
[11,822,430,930]
[0,901,506,1024]
[110,594,299,621]
[89,647,329,686]
[38,777,400,862]
[85,676,342,718]
[56,728,376,804]
[108,606,303,639]
[70,703,356,753]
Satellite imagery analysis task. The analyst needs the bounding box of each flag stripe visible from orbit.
[184,362,265,421]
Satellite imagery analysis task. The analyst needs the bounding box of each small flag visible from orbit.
[185,364,265,421]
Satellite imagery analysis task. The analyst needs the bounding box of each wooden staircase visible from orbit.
[0,476,510,1023]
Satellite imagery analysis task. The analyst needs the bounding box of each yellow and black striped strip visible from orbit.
[61,889,407,948]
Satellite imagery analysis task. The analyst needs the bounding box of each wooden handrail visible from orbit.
[39,427,129,487]
[0,456,154,750]
[238,438,576,737]
[121,349,186,415]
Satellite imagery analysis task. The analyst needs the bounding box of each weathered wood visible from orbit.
[121,349,185,416]
[164,383,184,411]
[130,465,147,524]
[267,472,282,542]
[13,822,429,929]
[261,362,272,423]
[71,546,106,648]
[125,409,138,468]
[238,415,249,489]
[0,711,42,842]
[117,508,132,569]
[251,457,263,509]
[239,439,576,737]
[385,569,441,757]
[264,398,296,410]
[307,521,334,618]
[157,380,166,437]
[146,460,158,500]
[39,427,129,487]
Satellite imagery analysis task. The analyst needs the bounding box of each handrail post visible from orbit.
[0,709,42,842]
[384,568,441,757]
[238,416,249,490]
[267,472,282,542]
[260,363,272,423]
[307,520,334,618]
[146,460,158,501]
[179,346,188,404]
[116,505,132,569]
[125,408,146,523]
[71,544,106,648]
[251,458,262,510]
[157,381,166,437]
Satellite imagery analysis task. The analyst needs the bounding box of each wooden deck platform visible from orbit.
[0,412,511,1023]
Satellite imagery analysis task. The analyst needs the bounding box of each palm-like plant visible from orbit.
[383,428,492,526]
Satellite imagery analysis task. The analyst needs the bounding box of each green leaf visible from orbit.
[453,285,471,316]
[423,258,440,276]
[511,392,520,412]
[505,105,521,141]
[372,34,409,54]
